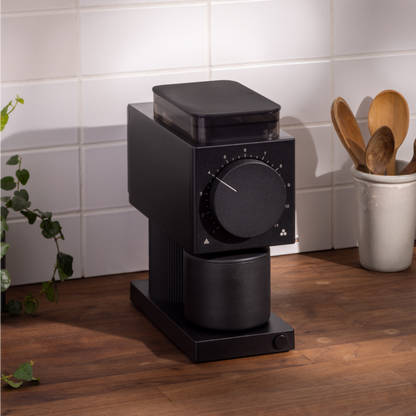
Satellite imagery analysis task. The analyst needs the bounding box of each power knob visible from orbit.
[273,334,289,350]
[209,159,286,238]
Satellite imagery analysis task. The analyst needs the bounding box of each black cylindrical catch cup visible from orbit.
[183,248,271,331]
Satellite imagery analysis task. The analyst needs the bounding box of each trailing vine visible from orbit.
[1,361,40,389]
[1,96,74,317]
[1,96,75,389]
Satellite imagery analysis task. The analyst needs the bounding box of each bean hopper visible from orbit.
[128,80,296,362]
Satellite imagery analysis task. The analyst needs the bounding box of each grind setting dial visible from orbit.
[209,159,286,238]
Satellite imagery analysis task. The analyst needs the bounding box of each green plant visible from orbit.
[1,95,23,131]
[1,96,74,317]
[1,361,40,388]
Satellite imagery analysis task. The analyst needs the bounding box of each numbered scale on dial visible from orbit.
[196,142,294,252]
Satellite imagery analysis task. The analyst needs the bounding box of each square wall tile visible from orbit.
[334,55,416,117]
[1,12,77,82]
[83,143,129,210]
[1,0,75,12]
[1,81,78,151]
[84,209,148,277]
[212,61,331,125]
[1,148,80,219]
[335,0,416,56]
[6,215,82,286]
[333,186,357,249]
[271,188,332,256]
[211,0,330,66]
[80,5,207,76]
[283,125,332,189]
[82,71,208,144]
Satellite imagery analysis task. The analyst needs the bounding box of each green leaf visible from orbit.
[16,97,24,105]
[4,378,23,388]
[40,219,61,239]
[57,252,74,281]
[34,209,52,220]
[1,176,16,191]
[7,299,22,316]
[0,106,8,117]
[11,190,31,212]
[24,294,38,315]
[6,155,19,165]
[21,210,37,225]
[1,196,11,203]
[1,215,9,235]
[6,155,19,166]
[1,207,9,220]
[0,114,9,132]
[1,242,10,258]
[42,282,55,302]
[1,269,11,292]
[16,169,29,186]
[13,363,33,382]
[1,101,12,117]
[16,189,29,201]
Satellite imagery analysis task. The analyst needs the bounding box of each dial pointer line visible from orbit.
[212,174,237,192]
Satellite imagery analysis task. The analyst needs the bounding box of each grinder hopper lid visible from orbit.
[152,80,281,117]
[152,80,281,142]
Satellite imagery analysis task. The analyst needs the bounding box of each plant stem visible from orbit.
[54,236,60,253]
[6,100,19,117]
[16,158,22,191]
[35,264,58,301]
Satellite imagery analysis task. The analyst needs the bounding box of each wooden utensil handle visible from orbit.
[386,150,397,175]
[399,159,416,175]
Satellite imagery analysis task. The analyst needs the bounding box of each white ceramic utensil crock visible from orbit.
[351,160,416,272]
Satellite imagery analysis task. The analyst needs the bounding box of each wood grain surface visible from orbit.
[2,245,416,415]
[367,90,410,175]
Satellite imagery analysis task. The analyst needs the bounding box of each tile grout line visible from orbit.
[3,52,416,87]
[207,1,212,81]
[0,2,208,17]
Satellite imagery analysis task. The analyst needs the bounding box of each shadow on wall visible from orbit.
[282,115,331,185]
[0,125,128,151]
[357,96,373,120]
[356,96,373,146]
[276,116,340,255]
[1,127,78,152]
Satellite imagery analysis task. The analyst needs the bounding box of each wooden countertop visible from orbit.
[2,246,416,415]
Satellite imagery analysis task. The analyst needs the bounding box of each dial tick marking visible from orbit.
[211,174,237,193]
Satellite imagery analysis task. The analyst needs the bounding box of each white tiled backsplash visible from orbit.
[1,0,416,284]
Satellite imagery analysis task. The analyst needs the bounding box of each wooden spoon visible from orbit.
[399,138,416,175]
[368,90,409,175]
[346,138,366,168]
[331,97,366,169]
[365,126,395,175]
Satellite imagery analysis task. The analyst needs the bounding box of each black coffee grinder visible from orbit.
[128,81,296,362]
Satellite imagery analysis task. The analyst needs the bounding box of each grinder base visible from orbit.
[130,279,294,363]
